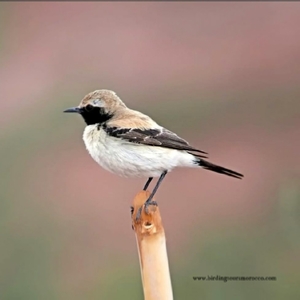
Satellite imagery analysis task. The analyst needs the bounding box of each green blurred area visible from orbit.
[1,3,300,300]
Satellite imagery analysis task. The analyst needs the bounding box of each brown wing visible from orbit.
[103,125,208,157]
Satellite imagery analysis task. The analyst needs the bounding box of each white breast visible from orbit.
[82,125,195,178]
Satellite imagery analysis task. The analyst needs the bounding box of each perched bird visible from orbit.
[64,90,243,213]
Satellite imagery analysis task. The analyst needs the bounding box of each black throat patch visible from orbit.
[80,105,113,125]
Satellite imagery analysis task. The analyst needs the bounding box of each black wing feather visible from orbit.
[103,126,208,157]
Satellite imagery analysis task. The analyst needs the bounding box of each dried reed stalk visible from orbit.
[131,191,173,300]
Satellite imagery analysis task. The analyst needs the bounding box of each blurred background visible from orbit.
[0,2,299,299]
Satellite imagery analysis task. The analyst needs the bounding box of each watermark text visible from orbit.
[193,275,277,283]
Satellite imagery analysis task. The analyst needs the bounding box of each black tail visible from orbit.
[196,158,244,179]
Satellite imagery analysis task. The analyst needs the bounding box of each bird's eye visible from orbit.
[85,104,94,112]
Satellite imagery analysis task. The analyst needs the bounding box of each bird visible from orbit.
[64,89,243,216]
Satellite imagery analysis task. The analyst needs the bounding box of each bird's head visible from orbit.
[64,89,126,125]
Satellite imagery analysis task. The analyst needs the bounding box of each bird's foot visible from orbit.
[135,200,158,221]
[144,200,158,214]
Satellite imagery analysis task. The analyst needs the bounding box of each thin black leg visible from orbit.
[143,177,153,191]
[145,171,167,204]
[136,171,168,221]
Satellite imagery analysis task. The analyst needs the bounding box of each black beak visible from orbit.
[63,107,81,113]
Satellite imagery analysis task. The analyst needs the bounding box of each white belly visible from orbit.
[82,125,194,178]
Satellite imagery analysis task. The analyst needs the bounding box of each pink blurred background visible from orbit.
[1,2,299,299]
